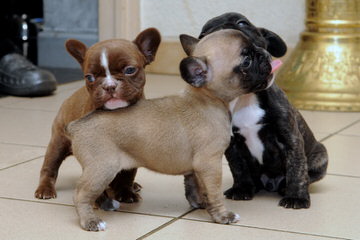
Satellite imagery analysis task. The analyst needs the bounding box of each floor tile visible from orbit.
[0,157,191,218]
[184,166,360,240]
[0,198,171,240]
[0,108,55,146]
[5,88,78,112]
[118,168,191,217]
[314,133,331,142]
[300,110,360,135]
[144,219,336,240]
[1,73,359,240]
[322,134,360,177]
[0,143,45,169]
[338,121,360,136]
[0,157,79,205]
[0,81,83,109]
[0,96,26,107]
[55,79,84,92]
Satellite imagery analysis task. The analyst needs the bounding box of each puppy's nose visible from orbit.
[103,82,117,93]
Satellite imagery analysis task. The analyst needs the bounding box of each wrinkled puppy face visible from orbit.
[82,40,146,110]
[180,29,273,102]
[65,28,161,110]
[199,12,287,58]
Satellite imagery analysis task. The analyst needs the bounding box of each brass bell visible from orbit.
[276,0,360,111]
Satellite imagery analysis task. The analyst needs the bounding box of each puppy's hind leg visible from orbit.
[109,168,141,203]
[193,153,240,224]
[308,142,328,183]
[184,173,206,209]
[224,136,258,200]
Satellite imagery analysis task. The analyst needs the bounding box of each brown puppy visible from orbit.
[66,29,275,231]
[34,28,161,206]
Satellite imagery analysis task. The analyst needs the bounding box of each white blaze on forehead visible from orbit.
[100,48,114,84]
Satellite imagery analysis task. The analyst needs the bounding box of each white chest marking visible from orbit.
[100,49,116,86]
[231,94,265,164]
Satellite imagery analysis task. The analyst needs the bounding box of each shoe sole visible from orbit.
[0,81,57,97]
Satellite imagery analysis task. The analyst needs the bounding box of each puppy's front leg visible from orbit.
[193,153,240,224]
[35,132,71,199]
[75,163,120,231]
[224,136,259,200]
[279,137,310,209]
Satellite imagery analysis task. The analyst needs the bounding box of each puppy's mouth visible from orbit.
[104,98,129,110]
[270,59,282,74]
[265,59,283,89]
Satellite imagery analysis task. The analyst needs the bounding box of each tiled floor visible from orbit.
[0,74,359,240]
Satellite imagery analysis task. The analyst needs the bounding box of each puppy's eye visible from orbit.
[237,20,249,26]
[85,74,95,82]
[124,66,137,75]
[241,56,252,69]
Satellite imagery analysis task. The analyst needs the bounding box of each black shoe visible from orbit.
[0,53,57,97]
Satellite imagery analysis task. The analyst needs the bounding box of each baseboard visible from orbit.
[38,31,98,69]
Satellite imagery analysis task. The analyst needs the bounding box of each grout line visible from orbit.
[336,133,360,138]
[179,217,352,240]
[0,199,353,240]
[320,119,360,142]
[0,196,74,208]
[0,105,58,113]
[0,141,46,148]
[327,173,360,179]
[0,196,190,223]
[0,197,354,240]
[115,209,187,220]
[319,133,334,142]
[0,155,44,171]
[136,209,196,240]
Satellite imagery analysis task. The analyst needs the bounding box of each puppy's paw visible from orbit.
[81,218,107,231]
[186,196,206,209]
[115,189,141,203]
[279,197,310,209]
[100,199,120,211]
[224,186,254,200]
[133,182,142,192]
[185,187,206,209]
[212,211,240,224]
[34,185,57,199]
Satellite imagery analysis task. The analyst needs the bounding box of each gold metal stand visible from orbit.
[276,0,360,111]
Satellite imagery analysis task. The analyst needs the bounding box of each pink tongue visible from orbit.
[270,59,283,74]
[104,98,129,110]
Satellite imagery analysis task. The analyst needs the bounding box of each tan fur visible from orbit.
[68,30,249,231]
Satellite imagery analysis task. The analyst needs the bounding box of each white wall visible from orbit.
[141,0,305,48]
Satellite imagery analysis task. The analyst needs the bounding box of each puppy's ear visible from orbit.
[258,28,287,58]
[133,28,161,65]
[180,34,200,56]
[65,39,87,65]
[180,57,208,88]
